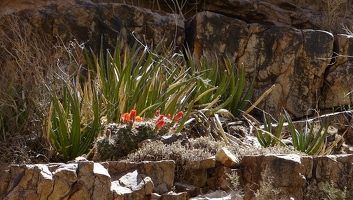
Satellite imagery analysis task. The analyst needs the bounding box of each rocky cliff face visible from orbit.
[1,0,353,119]
[1,1,353,198]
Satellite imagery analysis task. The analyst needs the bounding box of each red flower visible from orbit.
[157,115,164,121]
[121,113,130,124]
[156,119,165,130]
[166,114,171,119]
[130,109,136,122]
[173,111,183,122]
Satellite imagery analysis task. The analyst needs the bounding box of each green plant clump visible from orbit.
[45,38,256,161]
[255,111,331,155]
[47,75,101,162]
[255,112,285,148]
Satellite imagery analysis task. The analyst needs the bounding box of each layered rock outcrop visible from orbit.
[1,0,353,119]
[187,11,335,118]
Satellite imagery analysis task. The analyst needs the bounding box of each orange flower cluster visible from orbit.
[121,110,143,125]
[120,109,184,131]
[155,110,184,130]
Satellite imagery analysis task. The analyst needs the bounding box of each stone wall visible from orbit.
[1,151,352,199]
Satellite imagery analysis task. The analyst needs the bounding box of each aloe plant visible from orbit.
[186,53,255,117]
[85,40,199,122]
[284,111,328,155]
[47,74,101,162]
[256,113,285,147]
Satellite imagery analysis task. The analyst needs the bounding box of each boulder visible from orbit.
[186,11,334,118]
[49,164,78,199]
[137,160,175,194]
[161,191,187,200]
[190,190,237,200]
[0,0,185,58]
[71,161,113,199]
[202,0,353,33]
[108,160,175,195]
[5,165,53,200]
[111,169,154,199]
[91,0,353,34]
[174,182,199,198]
[240,154,312,199]
[320,34,353,109]
[216,147,240,168]
[303,154,353,199]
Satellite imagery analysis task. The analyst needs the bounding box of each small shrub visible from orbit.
[227,172,244,200]
[305,180,347,200]
[254,168,281,199]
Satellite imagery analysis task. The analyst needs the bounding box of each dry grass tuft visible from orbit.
[125,136,226,163]
[0,14,85,163]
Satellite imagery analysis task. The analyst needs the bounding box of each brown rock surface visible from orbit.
[202,0,353,33]
[0,0,185,54]
[137,160,175,194]
[90,0,353,34]
[240,154,312,199]
[321,34,353,109]
[216,147,241,168]
[1,0,353,119]
[187,11,334,118]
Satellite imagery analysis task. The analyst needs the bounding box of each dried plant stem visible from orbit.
[244,84,275,114]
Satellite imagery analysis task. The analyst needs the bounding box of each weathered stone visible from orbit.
[5,165,54,200]
[0,168,10,195]
[49,163,78,200]
[187,11,334,118]
[1,0,353,121]
[75,161,95,198]
[190,190,236,200]
[181,168,208,188]
[313,155,353,196]
[200,0,353,34]
[150,192,161,200]
[184,156,216,169]
[241,154,312,200]
[320,34,353,109]
[108,161,138,175]
[138,160,175,194]
[215,147,240,168]
[0,1,185,66]
[175,182,199,198]
[5,165,26,195]
[214,167,242,191]
[111,169,154,199]
[91,0,353,34]
[1,156,353,199]
[92,163,113,199]
[161,191,187,200]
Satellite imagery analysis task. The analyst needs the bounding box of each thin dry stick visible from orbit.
[214,113,229,144]
[322,127,349,155]
[244,84,276,115]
